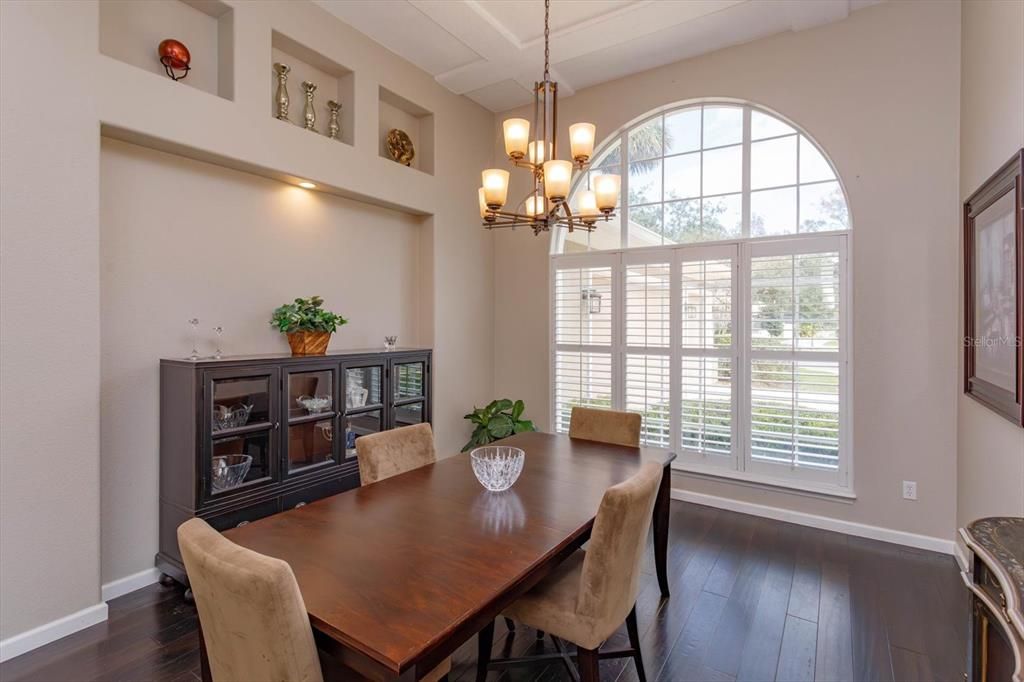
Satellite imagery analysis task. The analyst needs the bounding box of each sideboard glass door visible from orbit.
[341,360,386,461]
[203,367,279,501]
[283,365,340,476]
[390,355,430,428]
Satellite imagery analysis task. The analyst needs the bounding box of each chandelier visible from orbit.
[478,0,620,235]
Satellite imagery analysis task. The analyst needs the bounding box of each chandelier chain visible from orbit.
[543,0,550,81]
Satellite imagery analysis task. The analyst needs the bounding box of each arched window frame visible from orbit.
[549,100,854,497]
[552,99,851,254]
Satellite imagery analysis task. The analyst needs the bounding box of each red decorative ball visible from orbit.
[158,39,190,70]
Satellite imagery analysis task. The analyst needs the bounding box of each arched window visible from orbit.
[551,101,852,494]
[555,102,849,253]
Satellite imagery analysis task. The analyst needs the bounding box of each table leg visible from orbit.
[653,463,671,598]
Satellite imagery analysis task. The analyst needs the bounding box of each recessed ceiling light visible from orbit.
[298,181,316,189]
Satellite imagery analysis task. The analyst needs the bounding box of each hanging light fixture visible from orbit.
[478,0,619,235]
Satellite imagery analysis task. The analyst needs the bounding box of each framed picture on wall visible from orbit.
[963,148,1024,426]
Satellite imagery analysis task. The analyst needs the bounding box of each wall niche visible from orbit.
[99,0,234,100]
[379,86,435,176]
[271,31,355,147]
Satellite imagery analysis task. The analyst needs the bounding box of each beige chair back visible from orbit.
[576,462,662,637]
[356,422,437,485]
[568,406,642,448]
[177,518,323,682]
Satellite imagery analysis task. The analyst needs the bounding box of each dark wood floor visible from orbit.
[0,501,968,682]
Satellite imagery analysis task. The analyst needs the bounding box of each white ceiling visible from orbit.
[315,0,878,112]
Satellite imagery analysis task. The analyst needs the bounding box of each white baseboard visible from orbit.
[0,603,108,663]
[954,540,971,573]
[101,567,160,603]
[671,488,956,556]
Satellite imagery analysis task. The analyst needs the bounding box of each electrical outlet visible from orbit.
[902,480,917,500]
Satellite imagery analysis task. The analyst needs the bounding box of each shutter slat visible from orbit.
[679,255,734,457]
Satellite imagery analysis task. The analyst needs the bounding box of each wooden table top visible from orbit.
[224,431,674,677]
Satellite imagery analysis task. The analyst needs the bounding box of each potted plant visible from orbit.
[270,296,348,356]
[462,399,537,452]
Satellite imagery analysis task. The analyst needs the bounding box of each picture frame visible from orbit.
[963,148,1024,426]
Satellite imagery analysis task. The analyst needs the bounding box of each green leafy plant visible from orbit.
[462,399,536,452]
[270,296,348,333]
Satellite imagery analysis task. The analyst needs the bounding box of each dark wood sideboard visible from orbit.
[960,517,1024,682]
[156,348,432,593]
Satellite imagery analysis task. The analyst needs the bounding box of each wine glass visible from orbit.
[212,326,224,359]
[187,318,200,360]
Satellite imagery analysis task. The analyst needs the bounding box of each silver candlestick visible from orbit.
[302,81,317,132]
[273,63,290,121]
[327,100,341,140]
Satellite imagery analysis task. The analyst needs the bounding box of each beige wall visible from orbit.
[99,138,424,582]
[2,0,495,645]
[957,0,1024,530]
[0,1,103,641]
[493,0,963,542]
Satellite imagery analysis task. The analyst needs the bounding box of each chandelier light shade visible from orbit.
[527,141,549,165]
[525,194,546,216]
[542,160,572,201]
[477,0,619,235]
[576,190,600,222]
[568,123,596,164]
[593,174,621,213]
[502,118,530,159]
[478,188,490,219]
[481,169,510,209]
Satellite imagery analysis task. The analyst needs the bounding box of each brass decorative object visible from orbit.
[386,128,415,166]
[327,100,341,140]
[273,63,290,121]
[301,81,317,132]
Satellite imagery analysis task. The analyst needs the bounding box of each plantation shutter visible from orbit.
[623,256,672,447]
[677,245,738,466]
[553,257,616,434]
[747,236,845,485]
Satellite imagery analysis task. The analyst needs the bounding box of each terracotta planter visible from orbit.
[286,331,331,356]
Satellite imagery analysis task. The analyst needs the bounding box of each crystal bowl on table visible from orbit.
[470,446,525,492]
[211,454,253,492]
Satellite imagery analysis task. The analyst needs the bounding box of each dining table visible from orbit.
[219,430,676,681]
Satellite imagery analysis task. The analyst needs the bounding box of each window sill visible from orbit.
[670,462,856,503]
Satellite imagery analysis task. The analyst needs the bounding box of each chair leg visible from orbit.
[504,616,516,632]
[626,605,646,682]
[476,619,495,682]
[577,646,600,682]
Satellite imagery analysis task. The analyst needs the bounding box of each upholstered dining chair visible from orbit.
[179,518,451,682]
[568,406,642,448]
[477,462,663,682]
[178,517,324,682]
[355,422,437,485]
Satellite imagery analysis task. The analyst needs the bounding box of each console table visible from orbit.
[960,517,1024,682]
[156,348,432,594]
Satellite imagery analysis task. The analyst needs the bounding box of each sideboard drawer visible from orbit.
[281,474,354,511]
[205,499,281,531]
